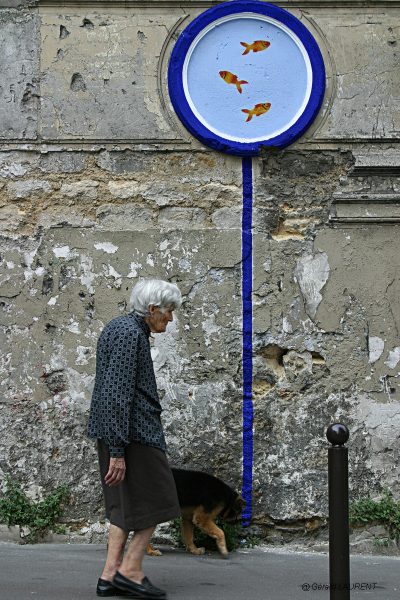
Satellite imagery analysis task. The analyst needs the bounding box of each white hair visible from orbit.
[129,278,182,316]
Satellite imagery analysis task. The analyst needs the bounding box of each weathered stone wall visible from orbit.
[0,0,400,544]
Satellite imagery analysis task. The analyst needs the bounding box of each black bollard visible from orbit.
[327,423,350,600]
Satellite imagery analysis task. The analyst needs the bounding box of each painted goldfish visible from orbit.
[242,102,271,123]
[240,40,271,55]
[219,70,248,94]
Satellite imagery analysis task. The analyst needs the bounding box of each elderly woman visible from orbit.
[87,278,182,599]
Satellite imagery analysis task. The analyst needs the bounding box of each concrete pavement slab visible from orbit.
[0,543,399,600]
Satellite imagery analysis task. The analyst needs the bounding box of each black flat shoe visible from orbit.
[96,578,134,597]
[113,572,167,599]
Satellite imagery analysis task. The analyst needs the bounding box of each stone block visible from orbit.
[0,151,39,178]
[0,204,25,232]
[60,180,99,200]
[37,209,96,230]
[158,207,207,228]
[39,152,86,173]
[96,203,154,229]
[7,179,52,199]
[108,181,139,199]
[0,10,39,139]
[211,206,241,229]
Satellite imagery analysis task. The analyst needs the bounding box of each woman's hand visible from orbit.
[105,457,126,486]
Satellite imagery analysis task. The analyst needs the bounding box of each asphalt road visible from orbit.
[0,543,399,600]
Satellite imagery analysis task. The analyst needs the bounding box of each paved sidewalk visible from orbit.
[0,542,399,600]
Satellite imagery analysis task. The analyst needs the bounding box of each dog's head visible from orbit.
[220,495,246,522]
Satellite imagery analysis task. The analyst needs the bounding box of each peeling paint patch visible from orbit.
[94,242,118,254]
[282,317,293,333]
[202,314,221,347]
[127,262,142,278]
[53,245,74,259]
[369,336,385,363]
[67,320,80,334]
[385,347,400,369]
[103,265,122,288]
[76,346,91,365]
[263,259,271,272]
[178,258,191,272]
[294,253,330,319]
[79,255,96,294]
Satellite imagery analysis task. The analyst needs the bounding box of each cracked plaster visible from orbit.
[0,2,400,549]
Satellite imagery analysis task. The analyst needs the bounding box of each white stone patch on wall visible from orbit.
[369,336,385,364]
[94,242,118,254]
[146,254,154,267]
[79,254,96,294]
[282,317,293,333]
[65,368,95,411]
[202,313,221,347]
[263,259,271,272]
[159,239,169,251]
[127,262,142,278]
[295,252,330,319]
[47,295,59,306]
[24,483,44,502]
[44,350,67,374]
[354,396,400,483]
[385,347,400,369]
[178,257,191,272]
[66,320,80,334]
[53,245,78,260]
[23,247,41,281]
[76,346,91,366]
[152,318,183,376]
[102,264,122,289]
[159,239,175,271]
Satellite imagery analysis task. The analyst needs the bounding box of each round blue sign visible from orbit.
[168,1,326,156]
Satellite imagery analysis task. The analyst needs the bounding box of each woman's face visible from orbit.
[145,304,174,333]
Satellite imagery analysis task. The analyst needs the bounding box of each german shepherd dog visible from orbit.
[148,468,245,557]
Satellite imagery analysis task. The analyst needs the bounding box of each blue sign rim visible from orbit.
[168,0,326,156]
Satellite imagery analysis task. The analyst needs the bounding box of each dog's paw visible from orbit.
[146,544,162,556]
[189,547,205,555]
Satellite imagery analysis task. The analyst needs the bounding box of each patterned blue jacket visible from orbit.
[87,312,166,457]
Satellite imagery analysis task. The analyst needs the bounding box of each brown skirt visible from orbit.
[97,440,180,532]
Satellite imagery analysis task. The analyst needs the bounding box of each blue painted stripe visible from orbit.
[241,156,253,526]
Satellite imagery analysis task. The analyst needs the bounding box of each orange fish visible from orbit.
[242,102,271,123]
[240,40,270,55]
[219,70,248,94]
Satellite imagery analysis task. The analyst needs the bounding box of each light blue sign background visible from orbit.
[185,16,310,142]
